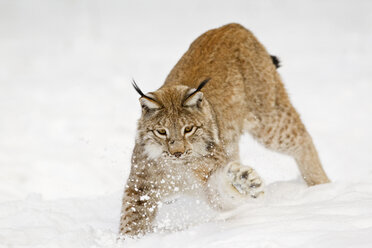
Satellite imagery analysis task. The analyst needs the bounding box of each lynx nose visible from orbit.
[173,152,183,158]
[168,140,185,158]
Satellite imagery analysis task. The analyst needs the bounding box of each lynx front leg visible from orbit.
[227,161,264,198]
[119,176,160,237]
[206,162,264,210]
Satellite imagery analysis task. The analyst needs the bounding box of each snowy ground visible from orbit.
[1,0,372,247]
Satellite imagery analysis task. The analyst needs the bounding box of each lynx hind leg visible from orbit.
[248,101,330,186]
[227,161,264,198]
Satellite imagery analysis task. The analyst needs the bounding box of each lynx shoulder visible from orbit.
[119,23,330,237]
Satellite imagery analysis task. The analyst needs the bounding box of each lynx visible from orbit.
[120,23,330,237]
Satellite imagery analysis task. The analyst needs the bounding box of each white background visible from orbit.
[1,1,372,247]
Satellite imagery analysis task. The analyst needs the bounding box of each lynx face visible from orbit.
[134,81,219,162]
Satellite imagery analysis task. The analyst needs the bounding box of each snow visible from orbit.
[1,0,372,247]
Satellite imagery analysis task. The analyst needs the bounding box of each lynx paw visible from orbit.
[227,162,264,198]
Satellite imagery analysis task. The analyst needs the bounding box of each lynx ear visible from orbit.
[183,78,210,108]
[139,96,161,110]
[183,91,204,107]
[132,80,161,110]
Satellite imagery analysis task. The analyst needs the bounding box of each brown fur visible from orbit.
[120,23,330,237]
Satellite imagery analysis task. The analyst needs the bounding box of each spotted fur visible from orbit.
[120,23,330,237]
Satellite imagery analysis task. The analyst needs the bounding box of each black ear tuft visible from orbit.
[195,78,211,92]
[132,79,146,98]
[270,55,281,69]
[132,79,158,102]
[188,78,211,98]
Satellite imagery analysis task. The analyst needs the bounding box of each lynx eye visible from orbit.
[184,126,194,134]
[156,129,167,136]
